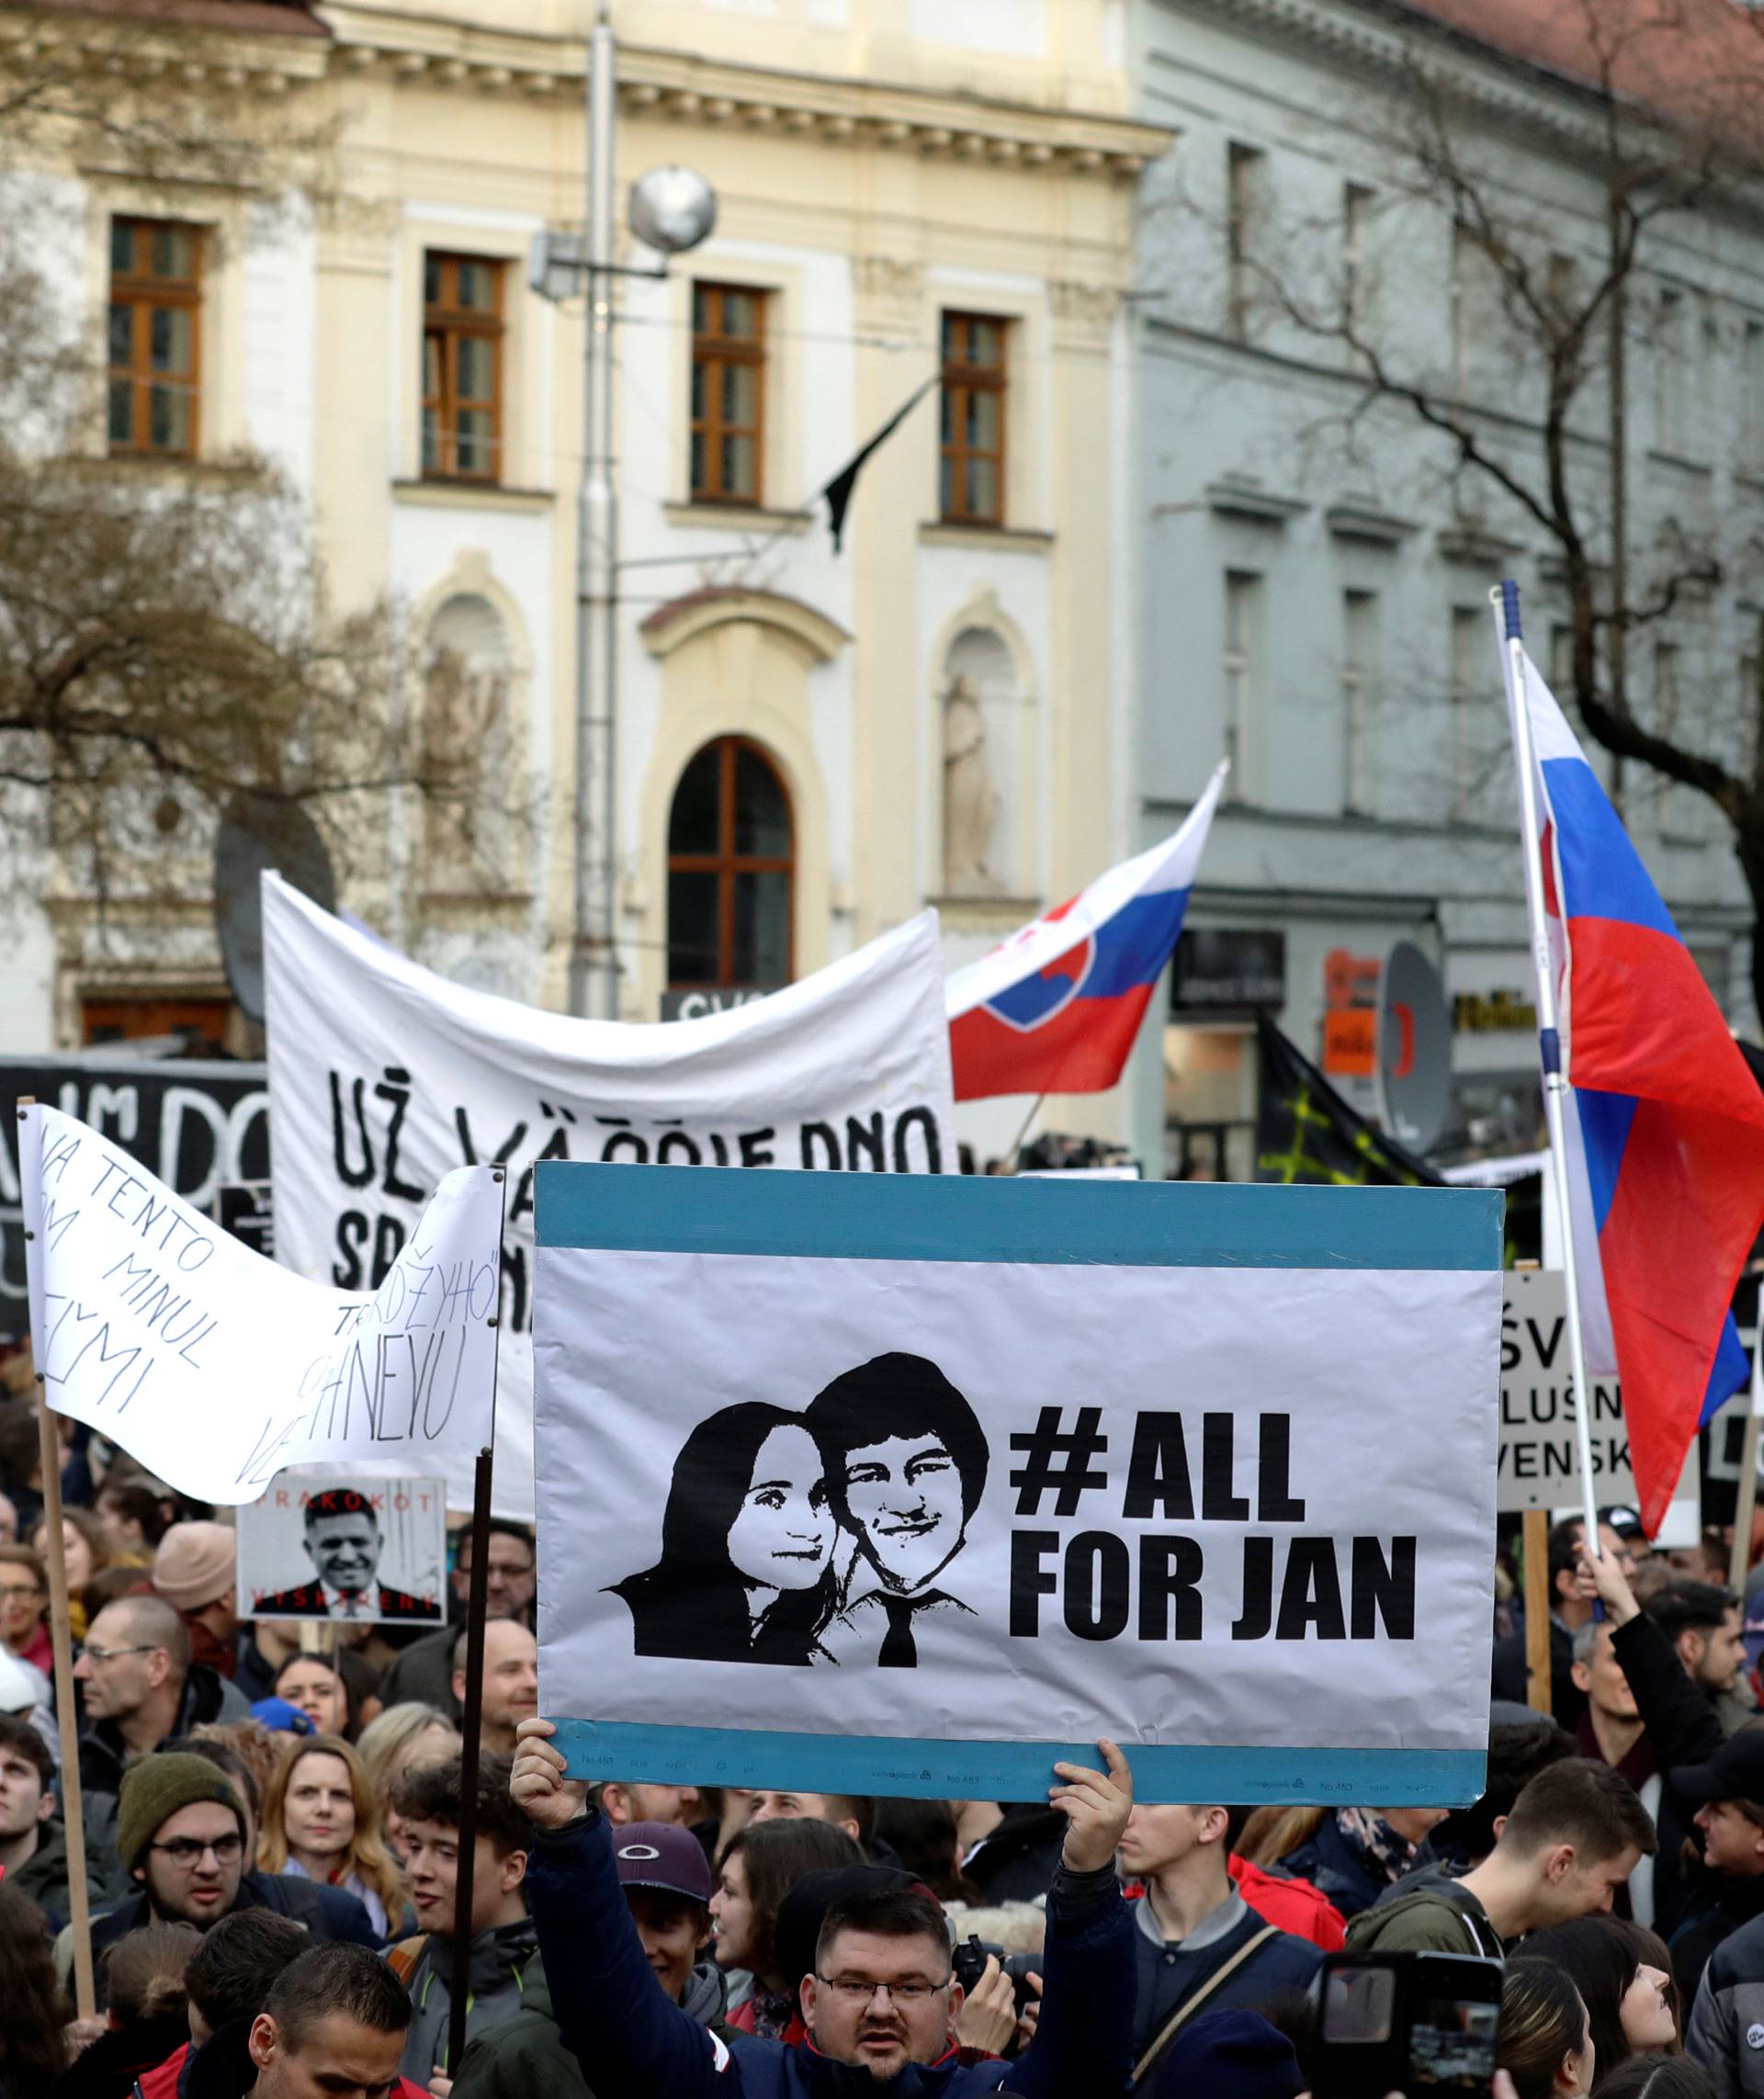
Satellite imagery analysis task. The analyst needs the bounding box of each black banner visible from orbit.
[1253,1017,1442,1188]
[0,1057,268,1337]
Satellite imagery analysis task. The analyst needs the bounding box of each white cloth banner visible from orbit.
[533,1168,1504,1803]
[17,1104,503,1505]
[264,876,956,1519]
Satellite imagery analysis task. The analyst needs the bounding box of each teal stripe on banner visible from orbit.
[536,1162,1501,1271]
[550,1719,1486,1809]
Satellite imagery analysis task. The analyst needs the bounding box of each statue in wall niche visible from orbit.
[942,672,998,896]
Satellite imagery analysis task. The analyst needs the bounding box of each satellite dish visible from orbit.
[1377,940,1452,1153]
[214,792,337,1022]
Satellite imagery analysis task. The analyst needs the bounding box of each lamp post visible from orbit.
[529,6,716,1019]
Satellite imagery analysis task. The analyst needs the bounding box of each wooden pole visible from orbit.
[17,1097,96,2018]
[445,1166,505,2076]
[1523,1507,1553,1716]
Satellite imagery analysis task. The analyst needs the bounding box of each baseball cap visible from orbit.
[251,1697,316,1736]
[1601,1505,1646,1541]
[612,1821,712,1905]
[1672,1730,1764,1805]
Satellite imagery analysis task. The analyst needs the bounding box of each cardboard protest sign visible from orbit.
[1498,1270,1630,1513]
[533,1168,1504,1804]
[237,1471,447,1623]
[17,1104,503,1504]
[1,1055,267,1337]
[264,875,956,1519]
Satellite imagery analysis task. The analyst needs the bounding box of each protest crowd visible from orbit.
[0,1371,1755,2099]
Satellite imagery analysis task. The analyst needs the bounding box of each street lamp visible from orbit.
[528,14,716,1021]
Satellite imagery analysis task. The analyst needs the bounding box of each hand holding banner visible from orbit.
[18,1103,503,1504]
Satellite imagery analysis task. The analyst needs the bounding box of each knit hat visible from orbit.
[153,1523,236,1612]
[117,1752,243,1874]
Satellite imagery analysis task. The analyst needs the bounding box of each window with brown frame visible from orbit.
[666,737,793,988]
[939,311,1007,525]
[690,284,766,504]
[107,218,202,457]
[423,253,504,481]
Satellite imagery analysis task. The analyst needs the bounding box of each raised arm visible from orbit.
[512,1718,732,2099]
[1007,1740,1137,2097]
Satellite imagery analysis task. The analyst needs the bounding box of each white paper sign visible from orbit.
[18,1104,503,1504]
[236,1471,447,1624]
[264,876,956,1519]
[1498,1270,1632,1513]
[533,1167,1504,1804]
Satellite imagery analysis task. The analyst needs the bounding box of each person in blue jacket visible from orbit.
[510,1713,1138,2095]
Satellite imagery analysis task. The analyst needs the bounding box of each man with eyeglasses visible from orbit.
[74,1595,250,1803]
[510,1713,1136,2094]
[56,1752,379,2003]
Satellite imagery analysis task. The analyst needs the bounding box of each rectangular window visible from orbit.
[1745,321,1764,470]
[1341,589,1377,814]
[1343,182,1374,341]
[423,254,505,482]
[1227,143,1266,343]
[1450,606,1485,821]
[939,311,1007,525]
[691,283,766,505]
[1223,570,1261,795]
[107,218,201,457]
[1657,286,1686,455]
[1450,223,1476,395]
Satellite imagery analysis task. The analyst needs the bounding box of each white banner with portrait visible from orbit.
[532,1164,1505,1803]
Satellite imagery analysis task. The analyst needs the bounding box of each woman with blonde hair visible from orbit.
[257,1734,403,1941]
[355,1701,461,1862]
[26,1508,109,1641]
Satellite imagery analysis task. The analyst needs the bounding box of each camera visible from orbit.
[950,1935,1041,2012]
[1314,1950,1503,2097]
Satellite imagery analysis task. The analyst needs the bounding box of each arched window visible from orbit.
[667,737,794,987]
[424,592,512,881]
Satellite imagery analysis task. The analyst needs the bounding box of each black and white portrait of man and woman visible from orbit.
[610,1352,989,1668]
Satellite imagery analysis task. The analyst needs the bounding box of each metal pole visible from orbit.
[1490,583,1602,1554]
[571,4,620,1020]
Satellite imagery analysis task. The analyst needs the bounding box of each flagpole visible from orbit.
[1490,583,1602,1560]
[1729,1319,1764,1594]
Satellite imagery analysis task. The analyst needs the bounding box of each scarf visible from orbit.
[1334,1807,1419,1886]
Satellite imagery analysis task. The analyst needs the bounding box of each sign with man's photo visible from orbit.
[532,1164,1505,1804]
[237,1470,447,1624]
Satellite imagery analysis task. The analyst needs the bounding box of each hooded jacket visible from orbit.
[59,1872,378,2003]
[1341,1865,1503,1958]
[451,1958,728,2099]
[526,1808,1136,2097]
[1688,1909,1764,2097]
[9,1817,129,1933]
[77,1665,253,1802]
[396,1920,544,2082]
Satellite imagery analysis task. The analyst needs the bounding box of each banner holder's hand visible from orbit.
[1049,1737,1132,1874]
[511,1716,590,1831]
[1575,1540,1638,1628]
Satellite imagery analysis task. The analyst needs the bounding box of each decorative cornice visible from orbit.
[1436,523,1524,568]
[317,7,1168,177]
[1205,478,1309,525]
[1325,499,1417,547]
[640,585,850,663]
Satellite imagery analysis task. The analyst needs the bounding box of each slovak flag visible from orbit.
[945,763,1227,1101]
[1516,648,1764,1534]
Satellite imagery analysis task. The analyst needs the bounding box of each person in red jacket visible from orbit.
[175,1943,426,2099]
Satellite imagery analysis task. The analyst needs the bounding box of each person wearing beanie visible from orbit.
[74,1595,252,1805]
[53,1752,379,2004]
[153,1523,241,1681]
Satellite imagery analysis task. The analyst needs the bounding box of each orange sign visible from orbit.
[1322,1006,1378,1078]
